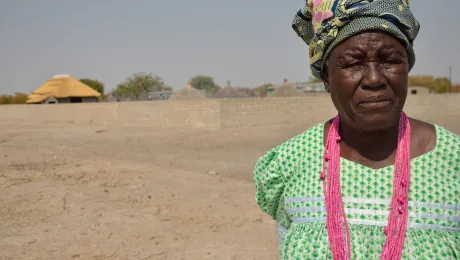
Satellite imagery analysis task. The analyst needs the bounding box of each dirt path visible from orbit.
[0,121,312,260]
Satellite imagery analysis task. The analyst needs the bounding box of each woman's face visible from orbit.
[324,31,409,131]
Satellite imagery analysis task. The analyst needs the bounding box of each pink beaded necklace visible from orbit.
[321,112,411,260]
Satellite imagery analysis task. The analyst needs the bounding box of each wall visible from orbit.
[56,97,99,103]
[0,94,459,133]
[220,95,336,128]
[408,86,431,95]
[56,98,70,103]
[115,100,220,129]
[403,94,460,132]
[0,100,221,130]
[219,94,460,133]
[83,97,99,103]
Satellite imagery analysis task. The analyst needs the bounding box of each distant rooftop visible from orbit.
[268,81,326,93]
[295,82,326,92]
[52,74,70,79]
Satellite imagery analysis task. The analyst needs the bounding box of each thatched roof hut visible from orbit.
[26,74,101,104]
[211,81,248,99]
[268,79,306,97]
[168,82,207,100]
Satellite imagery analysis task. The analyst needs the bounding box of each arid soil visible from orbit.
[0,120,314,260]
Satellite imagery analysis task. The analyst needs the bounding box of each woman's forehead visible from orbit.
[331,31,406,56]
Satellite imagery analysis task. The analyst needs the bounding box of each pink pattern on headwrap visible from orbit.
[310,0,334,32]
[314,10,333,23]
[313,0,325,6]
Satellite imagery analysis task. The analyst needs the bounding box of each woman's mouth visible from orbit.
[358,96,393,109]
[358,100,392,109]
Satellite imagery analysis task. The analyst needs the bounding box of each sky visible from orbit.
[0,0,459,94]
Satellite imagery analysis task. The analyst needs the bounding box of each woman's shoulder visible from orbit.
[270,122,325,155]
[410,118,458,139]
[434,124,460,142]
[255,123,325,170]
[411,120,459,172]
[409,118,459,157]
[432,124,460,156]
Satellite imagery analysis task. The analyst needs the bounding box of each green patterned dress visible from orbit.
[254,123,460,259]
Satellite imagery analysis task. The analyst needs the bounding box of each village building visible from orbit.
[211,81,248,99]
[168,82,207,100]
[26,74,101,104]
[267,79,306,97]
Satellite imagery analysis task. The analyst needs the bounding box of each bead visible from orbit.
[401,179,407,187]
[320,172,325,180]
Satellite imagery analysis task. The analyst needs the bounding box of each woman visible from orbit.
[254,0,459,259]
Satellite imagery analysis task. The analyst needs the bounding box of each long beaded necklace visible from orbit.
[321,112,411,259]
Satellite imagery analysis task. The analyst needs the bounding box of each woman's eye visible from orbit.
[344,62,362,70]
[381,59,401,68]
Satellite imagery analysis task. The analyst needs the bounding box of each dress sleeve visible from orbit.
[253,148,285,220]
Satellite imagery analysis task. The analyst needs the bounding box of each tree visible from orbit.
[114,84,135,101]
[12,92,28,104]
[190,75,221,95]
[406,75,454,93]
[0,95,11,104]
[427,77,451,93]
[408,75,434,87]
[114,73,167,101]
[0,92,28,104]
[252,83,273,97]
[80,78,105,94]
[163,85,173,91]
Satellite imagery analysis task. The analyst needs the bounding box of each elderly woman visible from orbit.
[254,0,459,259]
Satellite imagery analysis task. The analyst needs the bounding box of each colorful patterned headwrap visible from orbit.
[292,0,420,79]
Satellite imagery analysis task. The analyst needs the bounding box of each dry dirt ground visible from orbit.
[0,120,316,260]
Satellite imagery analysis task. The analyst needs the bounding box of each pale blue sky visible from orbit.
[0,1,458,94]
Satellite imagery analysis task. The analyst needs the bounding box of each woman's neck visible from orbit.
[339,120,399,162]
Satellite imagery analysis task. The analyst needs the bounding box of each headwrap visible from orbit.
[292,0,420,79]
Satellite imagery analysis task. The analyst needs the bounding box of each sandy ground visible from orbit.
[0,120,314,260]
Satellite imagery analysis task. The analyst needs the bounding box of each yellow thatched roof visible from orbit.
[25,93,48,104]
[30,74,101,99]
